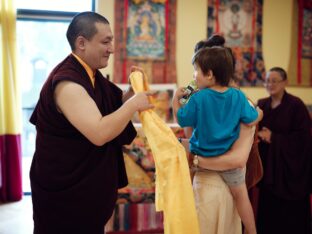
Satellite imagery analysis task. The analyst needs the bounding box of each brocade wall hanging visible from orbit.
[113,0,177,84]
[298,0,312,85]
[207,0,265,86]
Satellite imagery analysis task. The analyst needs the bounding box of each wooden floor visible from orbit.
[0,195,33,234]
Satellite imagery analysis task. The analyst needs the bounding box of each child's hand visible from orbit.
[173,87,188,100]
[172,87,187,118]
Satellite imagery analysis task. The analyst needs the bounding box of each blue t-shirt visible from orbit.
[177,87,258,157]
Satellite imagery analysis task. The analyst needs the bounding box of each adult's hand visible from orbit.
[197,124,255,171]
[258,127,272,143]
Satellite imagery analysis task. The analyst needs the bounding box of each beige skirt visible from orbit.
[193,170,242,234]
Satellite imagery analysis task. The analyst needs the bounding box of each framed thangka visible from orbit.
[207,0,266,86]
[114,0,177,84]
[127,0,166,60]
[301,5,312,59]
[298,0,312,86]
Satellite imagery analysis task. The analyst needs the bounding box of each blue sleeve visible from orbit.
[240,93,258,124]
[177,95,197,127]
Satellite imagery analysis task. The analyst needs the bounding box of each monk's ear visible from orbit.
[75,36,86,51]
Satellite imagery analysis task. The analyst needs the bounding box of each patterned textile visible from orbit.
[301,1,312,58]
[298,0,312,85]
[114,0,177,84]
[106,203,164,232]
[208,0,266,86]
[118,126,185,204]
[127,1,166,60]
[302,7,312,58]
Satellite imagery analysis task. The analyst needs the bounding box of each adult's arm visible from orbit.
[54,81,154,146]
[185,124,255,171]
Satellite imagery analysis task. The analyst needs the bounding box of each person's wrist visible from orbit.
[193,155,199,169]
[125,97,138,112]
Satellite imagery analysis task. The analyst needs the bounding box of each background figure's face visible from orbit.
[264,71,286,96]
[84,22,114,70]
[193,63,212,89]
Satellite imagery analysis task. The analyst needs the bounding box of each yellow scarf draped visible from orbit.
[130,71,200,234]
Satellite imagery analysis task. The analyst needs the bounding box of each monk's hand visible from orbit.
[127,66,144,94]
[129,91,154,112]
[130,66,144,74]
[258,127,272,143]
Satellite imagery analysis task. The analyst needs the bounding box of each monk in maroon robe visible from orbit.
[257,67,312,234]
[30,12,153,234]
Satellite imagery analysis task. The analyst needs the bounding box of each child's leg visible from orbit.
[230,183,257,234]
[220,168,257,234]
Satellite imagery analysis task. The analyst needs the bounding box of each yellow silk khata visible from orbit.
[130,71,200,234]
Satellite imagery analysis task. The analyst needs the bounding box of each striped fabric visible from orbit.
[106,203,164,232]
[0,0,22,202]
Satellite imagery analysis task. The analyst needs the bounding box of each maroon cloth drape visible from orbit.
[0,134,22,202]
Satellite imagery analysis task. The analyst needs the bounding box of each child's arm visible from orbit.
[245,106,263,127]
[172,87,187,120]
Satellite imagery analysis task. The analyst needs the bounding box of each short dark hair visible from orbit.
[192,46,234,86]
[194,35,235,71]
[66,11,110,51]
[269,67,287,80]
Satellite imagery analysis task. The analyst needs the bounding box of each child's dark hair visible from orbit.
[195,35,235,68]
[192,46,234,86]
[194,34,237,83]
[194,34,225,52]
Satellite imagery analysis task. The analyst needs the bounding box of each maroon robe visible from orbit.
[30,55,136,234]
[256,92,312,234]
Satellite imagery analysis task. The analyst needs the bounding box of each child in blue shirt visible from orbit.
[173,46,262,234]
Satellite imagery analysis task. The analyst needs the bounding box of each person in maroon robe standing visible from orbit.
[256,67,312,234]
[29,12,153,234]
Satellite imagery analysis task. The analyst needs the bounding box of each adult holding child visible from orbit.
[173,37,262,233]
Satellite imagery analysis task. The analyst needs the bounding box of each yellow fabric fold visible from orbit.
[130,71,200,234]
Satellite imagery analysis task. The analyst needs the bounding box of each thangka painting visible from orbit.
[114,0,177,84]
[208,0,266,86]
[127,0,166,60]
[302,7,312,58]
[298,0,312,85]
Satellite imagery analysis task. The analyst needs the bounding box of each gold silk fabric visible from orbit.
[130,71,200,234]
